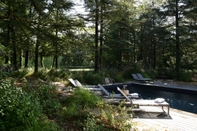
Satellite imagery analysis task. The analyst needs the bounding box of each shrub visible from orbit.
[95,101,133,130]
[0,81,41,130]
[10,68,31,79]
[82,71,103,85]
[34,68,49,80]
[0,80,62,131]
[25,84,62,118]
[61,88,102,119]
[59,88,133,130]
[178,72,192,82]
[47,68,71,81]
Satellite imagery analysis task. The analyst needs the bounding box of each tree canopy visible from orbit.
[0,0,197,79]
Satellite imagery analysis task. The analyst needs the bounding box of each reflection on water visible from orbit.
[105,85,197,114]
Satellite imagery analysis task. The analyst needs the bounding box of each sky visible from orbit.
[69,0,86,16]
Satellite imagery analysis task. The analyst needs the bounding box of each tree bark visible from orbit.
[25,50,29,68]
[94,0,99,72]
[34,39,39,72]
[40,55,44,68]
[34,15,40,73]
[175,0,180,80]
[12,28,18,71]
[13,46,17,71]
[99,0,103,70]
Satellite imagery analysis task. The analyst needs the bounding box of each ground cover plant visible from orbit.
[0,68,135,131]
[0,80,60,131]
[58,88,133,130]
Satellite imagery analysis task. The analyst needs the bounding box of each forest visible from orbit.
[1,0,197,130]
[0,0,197,80]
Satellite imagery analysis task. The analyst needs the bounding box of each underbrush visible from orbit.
[59,88,133,130]
[0,80,60,131]
[0,80,134,131]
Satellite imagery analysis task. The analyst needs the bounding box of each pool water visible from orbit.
[104,84,197,114]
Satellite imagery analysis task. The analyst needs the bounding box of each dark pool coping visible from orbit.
[132,81,197,95]
[103,81,197,95]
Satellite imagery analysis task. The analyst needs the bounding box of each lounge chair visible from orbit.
[68,78,101,91]
[136,73,152,81]
[98,84,139,98]
[117,87,170,115]
[131,74,145,81]
[104,77,122,85]
[105,77,112,85]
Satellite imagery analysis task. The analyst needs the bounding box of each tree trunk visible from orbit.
[40,55,44,68]
[13,46,17,71]
[5,0,11,65]
[19,51,22,68]
[94,0,99,72]
[55,29,58,69]
[5,56,9,64]
[34,39,39,73]
[34,15,40,73]
[25,50,29,68]
[54,55,58,69]
[12,28,18,71]
[175,0,180,80]
[99,0,103,70]
[133,30,136,63]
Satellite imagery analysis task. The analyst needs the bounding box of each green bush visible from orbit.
[60,88,102,120]
[0,81,40,131]
[0,80,62,131]
[10,68,31,79]
[82,72,103,85]
[95,101,133,131]
[26,84,62,117]
[47,68,71,81]
[59,88,133,130]
[178,72,192,82]
[34,68,50,80]
[62,88,102,116]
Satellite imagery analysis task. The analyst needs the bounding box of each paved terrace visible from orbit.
[103,81,197,131]
[132,107,197,131]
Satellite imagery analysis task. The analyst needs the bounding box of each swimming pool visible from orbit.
[104,83,197,114]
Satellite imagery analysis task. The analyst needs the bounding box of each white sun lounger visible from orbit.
[68,78,101,91]
[98,84,139,98]
[117,87,170,115]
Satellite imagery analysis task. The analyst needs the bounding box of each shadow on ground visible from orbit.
[133,111,171,119]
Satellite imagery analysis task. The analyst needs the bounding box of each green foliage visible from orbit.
[33,68,50,80]
[9,68,71,82]
[95,101,133,131]
[0,79,62,131]
[47,68,71,81]
[71,88,102,108]
[59,88,133,130]
[103,68,126,82]
[25,84,62,118]
[28,115,60,131]
[0,70,10,79]
[82,71,104,85]
[177,72,192,82]
[156,68,175,79]
[0,81,40,130]
[10,68,33,79]
[59,88,103,129]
